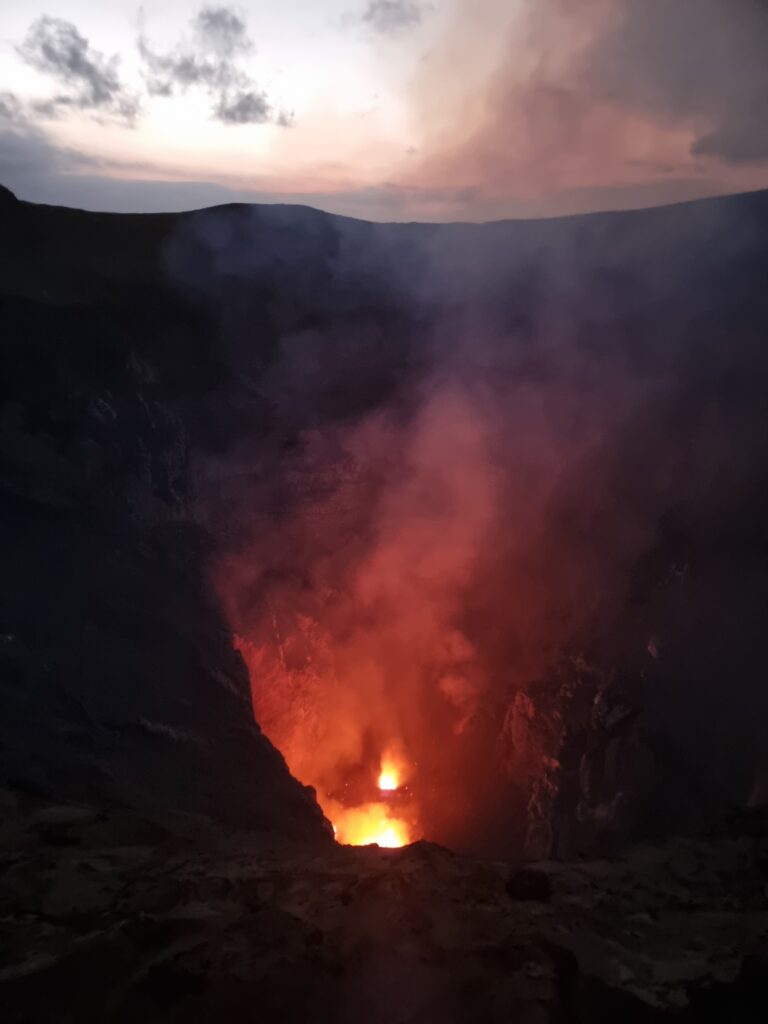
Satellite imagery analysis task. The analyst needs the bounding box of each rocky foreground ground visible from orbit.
[1,800,767,1023]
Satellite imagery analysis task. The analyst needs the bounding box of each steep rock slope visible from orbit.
[0,186,330,844]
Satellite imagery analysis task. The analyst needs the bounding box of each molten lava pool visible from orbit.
[332,805,411,848]
[326,756,413,847]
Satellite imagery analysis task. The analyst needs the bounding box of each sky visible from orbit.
[1,0,768,221]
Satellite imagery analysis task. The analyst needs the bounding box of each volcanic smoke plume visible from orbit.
[207,316,659,850]
[185,193,768,855]
[215,381,499,847]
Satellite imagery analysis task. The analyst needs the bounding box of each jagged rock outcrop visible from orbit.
[504,656,606,859]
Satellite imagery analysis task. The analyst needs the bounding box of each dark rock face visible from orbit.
[0,201,331,844]
[506,866,553,901]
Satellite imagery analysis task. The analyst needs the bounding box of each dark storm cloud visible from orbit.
[138,5,289,126]
[590,0,768,164]
[362,1,424,33]
[17,16,140,124]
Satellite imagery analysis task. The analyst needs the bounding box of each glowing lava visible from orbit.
[329,801,411,847]
[378,769,399,791]
[377,752,406,792]
[231,638,415,847]
[324,755,412,847]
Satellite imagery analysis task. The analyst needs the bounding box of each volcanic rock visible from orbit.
[0,193,332,847]
[1,813,767,1022]
[506,866,553,901]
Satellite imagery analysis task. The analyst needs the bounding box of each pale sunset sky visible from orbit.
[1,0,768,220]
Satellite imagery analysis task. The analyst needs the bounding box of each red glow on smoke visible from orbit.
[222,388,500,846]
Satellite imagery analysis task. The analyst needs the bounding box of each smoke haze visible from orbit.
[177,189,768,852]
[402,0,768,216]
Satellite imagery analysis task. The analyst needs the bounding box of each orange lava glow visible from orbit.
[377,756,402,792]
[378,771,398,791]
[324,753,412,847]
[232,633,416,846]
[329,800,411,848]
[222,390,504,852]
[333,754,411,846]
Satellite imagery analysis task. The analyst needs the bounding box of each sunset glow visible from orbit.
[2,1,767,220]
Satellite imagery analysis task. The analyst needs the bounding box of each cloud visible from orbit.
[0,101,104,206]
[215,89,272,125]
[138,5,289,127]
[8,7,288,132]
[362,1,424,33]
[0,101,233,208]
[588,0,768,165]
[17,16,139,124]
[693,121,768,165]
[401,0,768,215]
[0,105,396,216]
[0,92,25,124]
[195,6,252,59]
